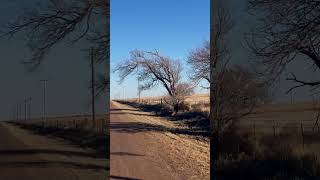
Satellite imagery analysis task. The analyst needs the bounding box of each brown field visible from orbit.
[119,95,320,138]
[123,93,209,102]
[235,101,320,166]
[119,96,320,152]
[120,93,210,114]
[14,114,108,134]
[240,102,320,135]
[213,101,320,179]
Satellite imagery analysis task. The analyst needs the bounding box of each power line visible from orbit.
[137,66,141,102]
[18,103,22,121]
[40,80,48,122]
[90,47,96,128]
[16,104,18,121]
[28,97,32,121]
[23,97,32,121]
[24,97,28,121]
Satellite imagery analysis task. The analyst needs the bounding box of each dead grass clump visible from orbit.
[216,132,320,179]
[191,102,207,111]
[190,103,209,117]
[179,101,191,112]
[219,130,259,157]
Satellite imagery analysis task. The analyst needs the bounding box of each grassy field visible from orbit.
[13,114,108,134]
[118,95,319,143]
[239,101,320,159]
[120,93,210,114]
[114,94,211,140]
[239,102,320,135]
[119,96,320,178]
[216,102,320,179]
[122,93,209,102]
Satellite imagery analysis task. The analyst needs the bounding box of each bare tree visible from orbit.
[1,0,108,68]
[213,65,269,133]
[164,82,194,113]
[246,0,320,93]
[189,0,232,89]
[210,0,233,134]
[210,0,233,174]
[187,40,210,86]
[0,0,109,96]
[114,49,193,114]
[210,0,233,70]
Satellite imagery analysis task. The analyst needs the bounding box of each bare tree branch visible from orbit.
[246,0,320,91]
[114,49,194,113]
[1,0,109,71]
[187,40,210,85]
[1,0,110,97]
[286,72,320,93]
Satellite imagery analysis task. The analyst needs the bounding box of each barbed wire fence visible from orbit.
[15,115,107,134]
[121,96,210,114]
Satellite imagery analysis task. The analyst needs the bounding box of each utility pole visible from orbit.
[24,98,28,121]
[28,97,32,121]
[122,85,125,100]
[138,85,141,102]
[18,103,22,121]
[9,107,12,121]
[11,106,14,121]
[40,80,48,122]
[137,66,141,102]
[90,47,96,128]
[16,104,18,121]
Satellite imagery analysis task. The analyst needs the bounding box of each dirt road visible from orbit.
[0,122,108,180]
[110,101,209,180]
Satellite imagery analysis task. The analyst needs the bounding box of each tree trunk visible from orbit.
[173,103,180,115]
[210,0,217,179]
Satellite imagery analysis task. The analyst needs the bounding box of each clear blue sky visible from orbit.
[110,0,210,99]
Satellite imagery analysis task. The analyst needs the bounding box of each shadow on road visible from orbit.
[0,160,108,171]
[0,149,103,159]
[111,108,142,112]
[111,111,157,117]
[110,121,209,137]
[110,175,142,180]
[111,152,144,157]
[113,101,210,138]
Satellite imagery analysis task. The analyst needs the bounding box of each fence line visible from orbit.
[124,97,209,106]
[250,119,320,153]
[12,115,107,134]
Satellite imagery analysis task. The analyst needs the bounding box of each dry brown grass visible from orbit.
[239,102,320,135]
[121,93,210,114]
[216,102,320,179]
[14,115,108,134]
[232,102,320,159]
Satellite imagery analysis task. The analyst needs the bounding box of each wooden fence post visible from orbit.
[273,119,276,137]
[253,119,257,160]
[301,122,305,151]
[253,120,256,139]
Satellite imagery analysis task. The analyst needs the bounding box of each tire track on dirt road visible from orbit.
[0,122,107,180]
[110,101,209,180]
